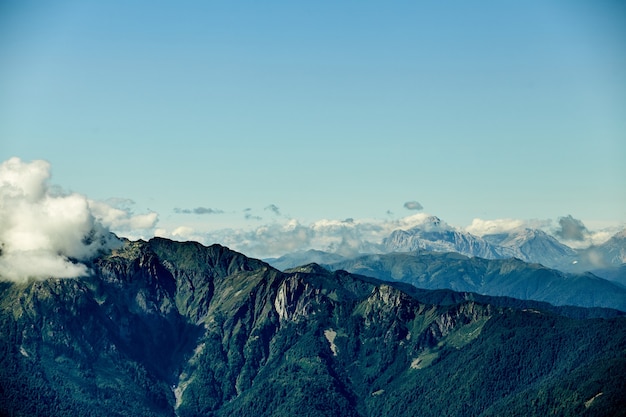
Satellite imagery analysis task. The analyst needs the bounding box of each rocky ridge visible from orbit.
[1,237,625,416]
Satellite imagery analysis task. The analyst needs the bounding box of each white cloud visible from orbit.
[0,158,159,282]
[465,218,526,236]
[0,158,122,282]
[89,200,158,232]
[465,217,557,236]
[157,213,450,259]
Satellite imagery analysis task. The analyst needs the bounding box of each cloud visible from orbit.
[90,200,158,232]
[155,226,207,244]
[152,207,622,260]
[465,218,526,236]
[265,204,281,216]
[104,197,136,210]
[0,158,122,283]
[403,201,423,211]
[174,207,224,215]
[244,208,262,221]
[554,215,589,242]
[157,212,452,259]
[210,217,384,258]
[465,217,554,236]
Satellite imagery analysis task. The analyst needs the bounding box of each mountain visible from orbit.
[327,251,626,312]
[567,229,626,274]
[587,265,626,288]
[1,237,626,416]
[482,228,578,268]
[382,216,503,259]
[264,249,346,271]
[379,218,625,279]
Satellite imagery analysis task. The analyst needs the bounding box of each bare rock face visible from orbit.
[381,216,503,260]
[1,237,625,417]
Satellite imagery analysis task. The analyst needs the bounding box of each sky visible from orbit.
[1,1,625,263]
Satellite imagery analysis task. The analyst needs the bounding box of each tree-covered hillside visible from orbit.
[1,238,625,416]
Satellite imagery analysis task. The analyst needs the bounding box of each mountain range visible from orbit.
[381,216,625,275]
[1,237,625,416]
[324,251,626,311]
[265,218,626,311]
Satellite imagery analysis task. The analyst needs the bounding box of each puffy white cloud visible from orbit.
[151,207,624,260]
[157,213,448,259]
[465,217,557,236]
[89,200,158,232]
[0,157,161,282]
[0,158,120,282]
[465,218,526,236]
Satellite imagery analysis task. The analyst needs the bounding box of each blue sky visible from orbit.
[1,1,625,255]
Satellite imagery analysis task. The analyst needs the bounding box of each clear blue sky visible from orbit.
[1,0,625,244]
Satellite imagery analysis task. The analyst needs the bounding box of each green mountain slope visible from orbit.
[327,251,626,311]
[1,238,625,416]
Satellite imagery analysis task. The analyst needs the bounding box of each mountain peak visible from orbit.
[284,263,329,275]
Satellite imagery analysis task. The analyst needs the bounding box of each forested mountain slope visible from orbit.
[1,238,625,417]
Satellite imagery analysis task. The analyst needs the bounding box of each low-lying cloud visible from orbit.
[157,208,623,260]
[158,212,456,259]
[0,157,156,283]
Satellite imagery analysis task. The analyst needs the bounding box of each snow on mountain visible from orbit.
[382,216,506,259]
[482,228,578,268]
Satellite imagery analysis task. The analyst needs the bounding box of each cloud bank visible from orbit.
[157,209,624,260]
[0,158,157,283]
[3,158,620,276]
[158,212,455,258]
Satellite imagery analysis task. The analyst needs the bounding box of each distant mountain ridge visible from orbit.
[381,216,600,269]
[325,251,626,312]
[268,218,625,285]
[566,229,626,274]
[2,237,625,416]
[264,249,346,272]
[382,216,504,259]
[482,228,578,267]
